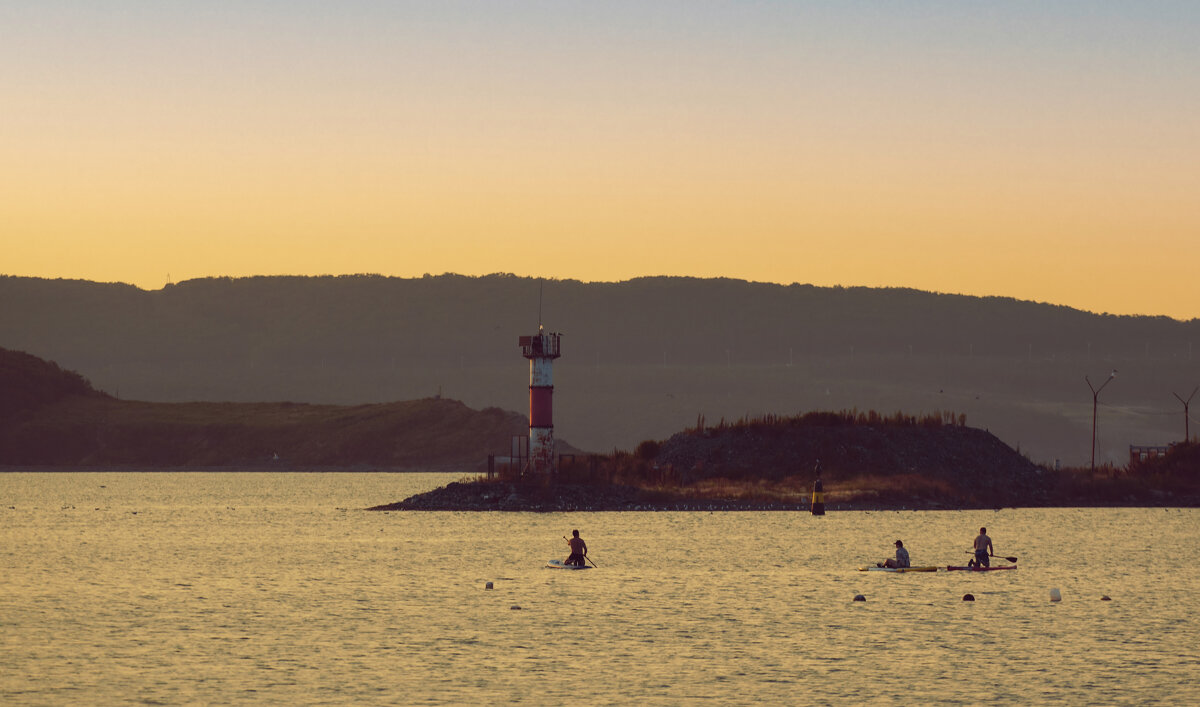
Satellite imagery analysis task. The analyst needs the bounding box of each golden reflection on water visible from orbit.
[2,472,1198,705]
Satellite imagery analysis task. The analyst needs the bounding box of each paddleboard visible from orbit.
[857,566,938,573]
[946,565,1017,571]
[546,559,592,570]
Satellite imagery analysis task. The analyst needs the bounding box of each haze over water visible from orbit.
[3,472,1197,705]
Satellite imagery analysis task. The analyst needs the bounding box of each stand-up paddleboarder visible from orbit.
[564,529,588,567]
[971,527,994,568]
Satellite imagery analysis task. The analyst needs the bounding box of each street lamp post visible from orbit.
[1086,370,1117,474]
[1174,385,1198,443]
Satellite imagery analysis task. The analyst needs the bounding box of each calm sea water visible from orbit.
[2,472,1198,705]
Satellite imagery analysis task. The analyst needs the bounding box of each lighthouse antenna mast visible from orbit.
[538,279,544,332]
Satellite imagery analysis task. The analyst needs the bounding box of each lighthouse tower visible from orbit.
[519,327,561,476]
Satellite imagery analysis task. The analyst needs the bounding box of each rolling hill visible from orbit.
[2,273,1196,466]
[0,347,537,468]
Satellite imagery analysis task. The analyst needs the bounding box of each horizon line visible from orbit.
[3,271,1196,323]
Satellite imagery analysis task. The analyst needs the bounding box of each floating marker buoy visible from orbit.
[510,605,521,610]
[1100,595,1111,601]
[1050,588,1062,602]
[853,594,866,602]
[485,581,493,590]
[811,472,825,516]
[963,594,975,601]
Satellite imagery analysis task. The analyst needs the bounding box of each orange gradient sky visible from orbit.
[4,2,1199,319]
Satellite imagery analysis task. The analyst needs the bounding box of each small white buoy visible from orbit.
[485,581,493,590]
[853,594,866,602]
[1050,588,1062,602]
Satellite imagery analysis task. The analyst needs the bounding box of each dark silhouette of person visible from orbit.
[565,529,588,566]
[882,540,910,568]
[972,527,994,567]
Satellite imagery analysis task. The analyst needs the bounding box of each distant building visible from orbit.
[1129,444,1171,464]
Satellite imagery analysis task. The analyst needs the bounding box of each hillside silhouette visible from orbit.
[0,347,535,468]
[0,347,111,421]
[2,274,1197,465]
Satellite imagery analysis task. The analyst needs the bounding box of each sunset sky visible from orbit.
[5,1,1198,319]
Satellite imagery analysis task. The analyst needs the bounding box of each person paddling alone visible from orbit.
[972,527,994,568]
[881,540,910,569]
[564,529,588,567]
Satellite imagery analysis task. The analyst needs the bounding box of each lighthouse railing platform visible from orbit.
[519,332,561,359]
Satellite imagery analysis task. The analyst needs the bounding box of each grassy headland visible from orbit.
[0,347,537,469]
[381,412,1199,511]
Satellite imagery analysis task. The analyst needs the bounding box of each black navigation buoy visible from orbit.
[853,594,866,602]
[962,594,975,601]
[811,460,825,516]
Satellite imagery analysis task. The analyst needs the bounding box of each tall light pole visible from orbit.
[1086,370,1117,473]
[1174,385,1198,443]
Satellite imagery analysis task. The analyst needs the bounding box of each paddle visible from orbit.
[965,551,1018,563]
[563,536,598,567]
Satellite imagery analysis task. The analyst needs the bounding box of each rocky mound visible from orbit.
[369,414,1055,511]
[651,420,1046,506]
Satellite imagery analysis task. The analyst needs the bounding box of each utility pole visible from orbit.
[1174,385,1199,443]
[1086,370,1117,473]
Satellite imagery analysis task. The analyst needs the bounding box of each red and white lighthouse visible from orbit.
[519,327,561,475]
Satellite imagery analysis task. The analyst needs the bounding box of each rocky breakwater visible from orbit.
[366,480,811,512]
